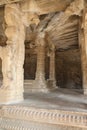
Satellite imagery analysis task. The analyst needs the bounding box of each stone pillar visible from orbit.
[0,4,25,104]
[79,16,87,95]
[49,46,56,80]
[33,33,48,92]
[47,45,57,89]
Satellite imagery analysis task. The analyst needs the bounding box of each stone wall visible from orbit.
[24,53,37,79]
[56,49,82,89]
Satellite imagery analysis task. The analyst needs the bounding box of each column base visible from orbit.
[32,80,49,93]
[0,89,24,104]
[25,88,49,93]
[47,79,58,91]
[24,80,58,93]
[83,89,87,95]
[24,80,49,93]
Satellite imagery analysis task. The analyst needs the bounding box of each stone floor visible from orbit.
[1,88,87,129]
[22,88,87,112]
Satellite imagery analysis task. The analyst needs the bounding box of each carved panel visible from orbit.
[0,105,87,129]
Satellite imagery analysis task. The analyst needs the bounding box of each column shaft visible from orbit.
[36,45,45,81]
[32,34,48,92]
[0,4,25,103]
[79,16,87,95]
[48,46,57,89]
[49,49,56,80]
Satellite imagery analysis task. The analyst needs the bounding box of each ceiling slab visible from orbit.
[0,0,22,6]
[21,0,74,15]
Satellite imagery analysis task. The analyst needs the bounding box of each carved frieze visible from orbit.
[0,105,87,129]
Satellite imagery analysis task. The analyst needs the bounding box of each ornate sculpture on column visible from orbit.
[0,3,26,104]
[32,33,48,92]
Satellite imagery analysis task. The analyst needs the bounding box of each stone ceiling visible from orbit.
[0,0,85,50]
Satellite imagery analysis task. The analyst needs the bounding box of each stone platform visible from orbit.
[0,89,87,130]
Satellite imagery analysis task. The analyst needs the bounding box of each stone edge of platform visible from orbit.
[0,105,87,129]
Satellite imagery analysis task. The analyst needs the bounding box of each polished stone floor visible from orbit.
[16,88,87,112]
[1,88,87,130]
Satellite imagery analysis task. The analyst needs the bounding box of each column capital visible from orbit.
[49,44,56,57]
[36,32,46,46]
[51,44,55,51]
[37,32,45,38]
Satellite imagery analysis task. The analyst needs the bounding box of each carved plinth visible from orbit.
[47,79,57,91]
[0,105,87,129]
[33,80,48,93]
[83,89,87,95]
[0,90,23,104]
[24,80,48,93]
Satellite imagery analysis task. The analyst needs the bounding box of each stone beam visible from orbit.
[20,0,73,15]
[20,0,84,17]
[0,0,23,5]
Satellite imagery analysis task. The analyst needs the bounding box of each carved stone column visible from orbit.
[50,46,56,80]
[0,4,25,104]
[33,33,48,92]
[47,45,57,90]
[82,9,87,95]
[79,15,87,95]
